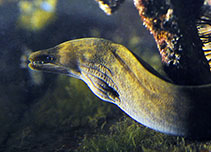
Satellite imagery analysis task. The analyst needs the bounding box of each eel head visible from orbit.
[28,39,96,79]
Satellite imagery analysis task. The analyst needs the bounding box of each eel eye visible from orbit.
[45,55,55,62]
[40,55,55,63]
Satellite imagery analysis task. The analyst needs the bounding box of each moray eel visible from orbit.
[28,38,211,139]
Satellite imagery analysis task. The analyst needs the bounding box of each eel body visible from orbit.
[28,38,211,139]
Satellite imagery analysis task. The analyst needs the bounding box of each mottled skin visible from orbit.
[28,38,211,139]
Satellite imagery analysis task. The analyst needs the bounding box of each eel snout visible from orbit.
[28,49,71,76]
[28,51,56,70]
[28,46,82,78]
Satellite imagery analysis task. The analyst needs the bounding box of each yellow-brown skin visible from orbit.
[28,38,211,139]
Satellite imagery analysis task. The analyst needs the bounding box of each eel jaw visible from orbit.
[28,60,62,72]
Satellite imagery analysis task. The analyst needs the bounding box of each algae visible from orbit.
[10,76,210,152]
[5,75,122,151]
[77,117,211,152]
[31,75,121,129]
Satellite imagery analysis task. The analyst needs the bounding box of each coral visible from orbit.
[134,0,211,84]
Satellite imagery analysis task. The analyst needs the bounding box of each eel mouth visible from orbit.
[28,59,55,71]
